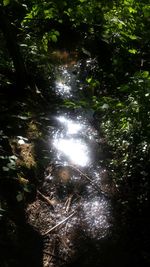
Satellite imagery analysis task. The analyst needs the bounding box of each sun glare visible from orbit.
[53,138,89,167]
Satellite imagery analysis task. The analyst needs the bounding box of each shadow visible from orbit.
[0,177,43,267]
[0,219,43,267]
[17,223,43,267]
[59,220,147,267]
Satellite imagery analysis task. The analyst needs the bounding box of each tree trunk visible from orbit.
[0,6,28,89]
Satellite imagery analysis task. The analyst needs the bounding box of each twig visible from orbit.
[37,190,55,209]
[69,165,102,194]
[48,244,55,265]
[65,194,73,213]
[43,251,67,263]
[43,211,76,236]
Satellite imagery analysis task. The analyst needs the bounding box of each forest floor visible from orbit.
[0,49,150,267]
[0,70,117,267]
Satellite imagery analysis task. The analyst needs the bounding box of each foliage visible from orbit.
[93,71,150,203]
[0,0,150,265]
[0,0,149,183]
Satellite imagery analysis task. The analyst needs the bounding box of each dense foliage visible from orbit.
[0,0,150,265]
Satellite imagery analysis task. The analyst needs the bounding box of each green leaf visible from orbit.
[54,31,60,36]
[3,0,10,6]
[51,35,57,42]
[143,5,150,18]
[101,103,109,110]
[86,77,92,83]
[128,7,137,13]
[128,49,137,54]
[116,102,124,107]
[68,8,72,13]
[119,85,129,92]
[42,36,48,51]
[142,71,149,78]
[44,9,54,19]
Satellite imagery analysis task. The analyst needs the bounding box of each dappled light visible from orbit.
[50,112,100,168]
[53,138,89,167]
[52,115,90,167]
[80,197,111,239]
[0,0,149,267]
[55,81,71,95]
[54,66,76,98]
[57,116,82,134]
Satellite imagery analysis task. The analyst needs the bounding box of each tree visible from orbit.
[0,3,28,89]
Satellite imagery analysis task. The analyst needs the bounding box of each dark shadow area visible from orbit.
[0,219,43,267]
[58,207,149,267]
[0,175,43,267]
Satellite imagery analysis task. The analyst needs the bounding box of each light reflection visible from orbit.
[53,138,89,167]
[54,66,73,97]
[57,116,82,134]
[82,197,111,239]
[55,81,71,94]
[58,197,111,240]
[53,116,90,166]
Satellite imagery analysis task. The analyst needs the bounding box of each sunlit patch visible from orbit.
[62,69,70,76]
[54,66,74,97]
[53,138,89,167]
[51,114,100,166]
[81,197,111,239]
[57,116,82,134]
[55,81,71,94]
[57,196,111,241]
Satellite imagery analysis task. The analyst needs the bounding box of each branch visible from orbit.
[43,211,76,236]
[69,165,102,194]
[37,190,55,209]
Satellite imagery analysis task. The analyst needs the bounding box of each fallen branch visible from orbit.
[64,194,73,213]
[43,251,67,262]
[69,165,102,194]
[43,211,76,236]
[37,190,55,209]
